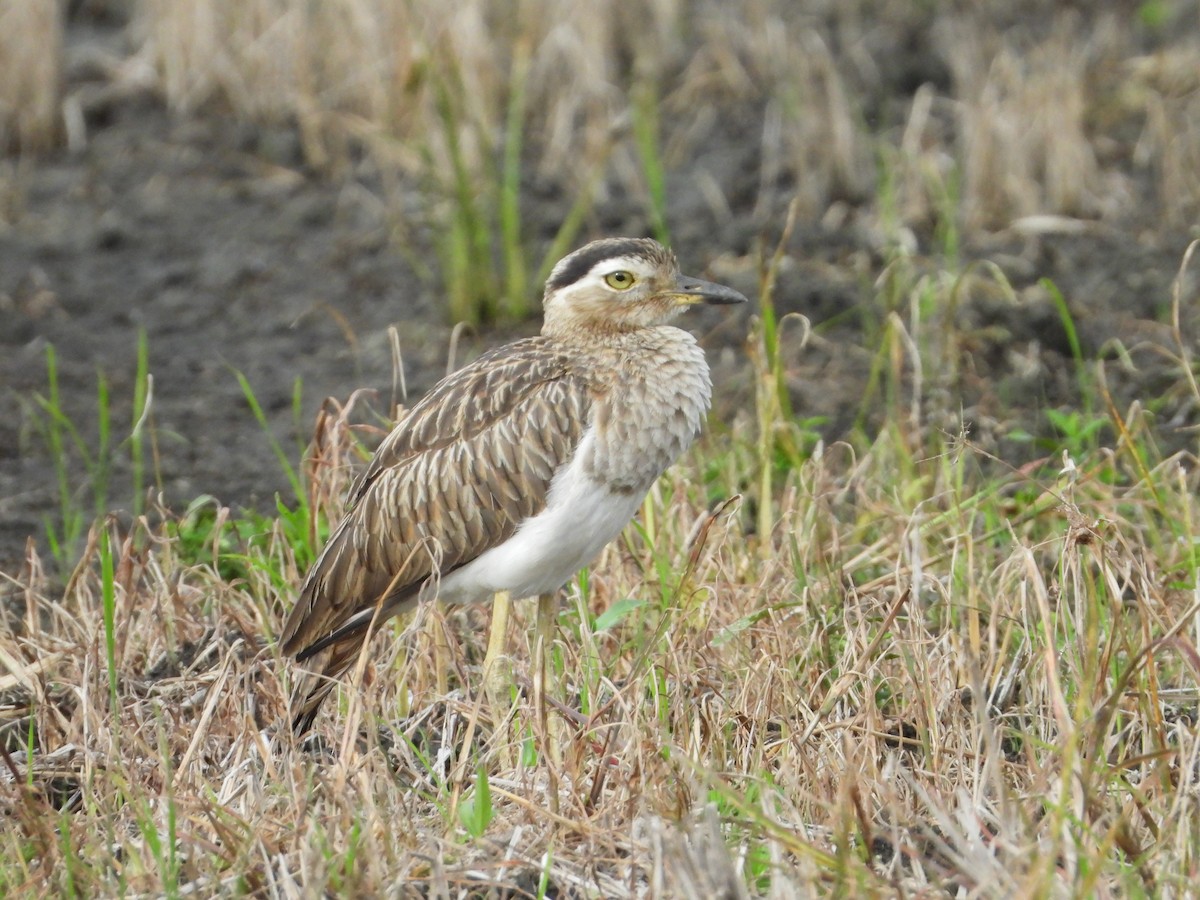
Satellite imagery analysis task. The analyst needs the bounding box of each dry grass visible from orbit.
[937,12,1108,229]
[4,245,1200,896]
[5,2,1200,896]
[0,0,61,154]
[116,1,1200,233]
[5,3,1200,270]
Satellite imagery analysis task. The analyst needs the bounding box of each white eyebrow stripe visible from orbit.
[587,256,655,277]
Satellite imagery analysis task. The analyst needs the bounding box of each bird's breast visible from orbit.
[584,329,712,492]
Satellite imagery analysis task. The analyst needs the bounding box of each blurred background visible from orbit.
[2,0,1198,566]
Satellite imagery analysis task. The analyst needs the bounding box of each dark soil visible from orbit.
[2,23,1198,574]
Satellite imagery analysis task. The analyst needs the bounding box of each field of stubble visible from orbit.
[2,1,1200,896]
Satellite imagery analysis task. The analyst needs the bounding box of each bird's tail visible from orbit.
[287,638,364,736]
[284,591,423,736]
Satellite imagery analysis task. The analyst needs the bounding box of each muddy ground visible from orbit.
[1,22,1198,575]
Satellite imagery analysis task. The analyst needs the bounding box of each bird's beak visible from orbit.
[670,274,749,306]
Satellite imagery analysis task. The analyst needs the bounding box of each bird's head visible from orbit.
[541,238,747,335]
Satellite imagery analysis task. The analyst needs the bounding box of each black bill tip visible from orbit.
[675,275,749,305]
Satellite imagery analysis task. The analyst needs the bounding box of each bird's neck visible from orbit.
[541,320,681,347]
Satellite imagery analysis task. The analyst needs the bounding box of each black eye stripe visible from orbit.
[545,238,668,293]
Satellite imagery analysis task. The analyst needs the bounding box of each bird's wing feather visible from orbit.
[280,338,592,657]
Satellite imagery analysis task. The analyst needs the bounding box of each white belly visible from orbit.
[433,433,646,604]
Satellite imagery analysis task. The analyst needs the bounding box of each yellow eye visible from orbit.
[604,270,636,290]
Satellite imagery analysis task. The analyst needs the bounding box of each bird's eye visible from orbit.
[604,270,636,290]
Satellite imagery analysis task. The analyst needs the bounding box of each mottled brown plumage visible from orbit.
[283,238,746,732]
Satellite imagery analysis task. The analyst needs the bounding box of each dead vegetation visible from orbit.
[3,371,1200,895]
[4,236,1200,893]
[5,2,1200,232]
[0,0,61,155]
[4,1,1200,896]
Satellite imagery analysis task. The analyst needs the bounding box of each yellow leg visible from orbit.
[482,591,513,727]
[433,608,451,697]
[448,593,513,828]
[534,591,560,813]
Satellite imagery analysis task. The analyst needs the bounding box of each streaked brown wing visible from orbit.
[280,338,592,658]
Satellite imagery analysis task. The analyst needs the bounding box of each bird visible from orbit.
[281,237,747,734]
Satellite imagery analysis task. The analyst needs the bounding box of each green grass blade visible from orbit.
[1042,277,1093,417]
[632,78,670,246]
[100,525,119,719]
[500,41,531,319]
[131,329,150,515]
[94,371,111,519]
[41,345,78,558]
[234,370,304,504]
[534,167,604,289]
[434,69,493,325]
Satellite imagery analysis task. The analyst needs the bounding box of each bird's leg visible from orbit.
[482,590,513,736]
[432,607,451,697]
[534,591,561,813]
